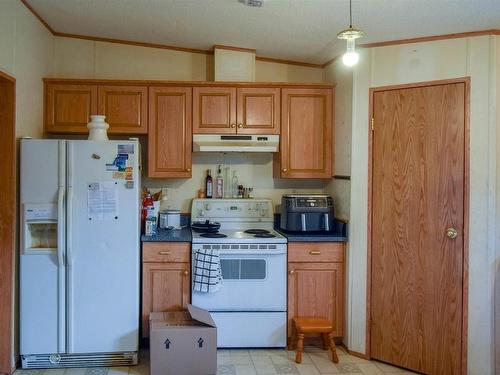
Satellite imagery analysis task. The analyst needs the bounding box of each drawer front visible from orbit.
[288,242,344,263]
[143,242,190,263]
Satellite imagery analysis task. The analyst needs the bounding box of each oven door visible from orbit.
[191,246,286,311]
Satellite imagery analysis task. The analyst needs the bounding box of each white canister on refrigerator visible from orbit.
[159,209,181,229]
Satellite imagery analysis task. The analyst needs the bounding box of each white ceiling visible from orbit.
[27,0,500,64]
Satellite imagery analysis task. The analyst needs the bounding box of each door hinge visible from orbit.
[370,117,374,131]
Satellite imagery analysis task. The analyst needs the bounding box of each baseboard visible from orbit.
[346,348,369,360]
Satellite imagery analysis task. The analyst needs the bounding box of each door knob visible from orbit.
[446,227,458,239]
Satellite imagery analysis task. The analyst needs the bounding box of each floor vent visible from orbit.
[21,352,138,369]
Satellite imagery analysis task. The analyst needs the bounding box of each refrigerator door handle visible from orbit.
[57,187,65,268]
[66,141,74,352]
[57,186,66,352]
[66,185,74,351]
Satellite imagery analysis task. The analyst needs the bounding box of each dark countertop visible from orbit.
[141,226,192,242]
[141,216,348,243]
[275,229,347,242]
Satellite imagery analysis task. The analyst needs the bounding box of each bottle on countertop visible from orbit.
[224,167,231,198]
[215,165,224,199]
[231,171,239,199]
[205,169,213,199]
[238,185,244,199]
[141,193,154,232]
[145,215,157,236]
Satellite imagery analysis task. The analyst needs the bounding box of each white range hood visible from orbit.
[193,134,279,153]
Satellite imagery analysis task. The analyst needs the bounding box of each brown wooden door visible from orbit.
[148,87,192,178]
[142,262,190,337]
[277,88,333,178]
[370,82,467,374]
[98,85,148,134]
[193,87,237,134]
[288,262,344,338]
[0,73,15,375]
[45,83,98,133]
[236,87,280,134]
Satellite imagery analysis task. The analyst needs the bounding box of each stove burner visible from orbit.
[254,233,276,238]
[200,233,228,238]
[244,229,271,234]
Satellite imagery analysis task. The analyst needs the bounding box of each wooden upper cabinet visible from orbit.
[98,85,148,134]
[193,87,237,134]
[45,83,98,134]
[148,87,192,178]
[275,88,333,179]
[236,87,280,134]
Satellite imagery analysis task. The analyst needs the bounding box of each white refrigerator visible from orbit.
[20,139,140,369]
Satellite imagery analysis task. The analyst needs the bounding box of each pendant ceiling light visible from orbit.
[337,0,364,67]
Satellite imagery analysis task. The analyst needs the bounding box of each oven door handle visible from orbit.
[207,250,287,256]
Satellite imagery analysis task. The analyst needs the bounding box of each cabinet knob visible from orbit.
[238,123,243,128]
[289,270,295,275]
[231,124,236,128]
[186,168,191,172]
[282,168,288,173]
[183,270,189,276]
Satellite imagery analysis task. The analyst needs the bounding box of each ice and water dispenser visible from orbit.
[23,204,58,252]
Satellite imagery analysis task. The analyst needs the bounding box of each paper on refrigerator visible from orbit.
[87,182,119,221]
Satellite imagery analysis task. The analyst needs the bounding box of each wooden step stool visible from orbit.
[290,317,339,364]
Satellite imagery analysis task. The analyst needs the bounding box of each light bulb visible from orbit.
[342,38,359,67]
[342,51,359,66]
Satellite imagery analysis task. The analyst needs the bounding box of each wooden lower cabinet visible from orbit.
[287,243,345,338]
[142,242,191,337]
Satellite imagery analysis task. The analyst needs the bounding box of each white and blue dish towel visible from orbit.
[193,248,223,293]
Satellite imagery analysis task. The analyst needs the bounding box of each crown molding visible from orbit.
[20,0,55,34]
[54,32,213,55]
[213,45,257,54]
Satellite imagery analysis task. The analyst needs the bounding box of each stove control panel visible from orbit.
[191,199,274,221]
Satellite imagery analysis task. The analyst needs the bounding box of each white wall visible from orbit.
[0,0,54,138]
[0,0,54,369]
[347,36,497,374]
[141,145,326,213]
[53,37,214,81]
[214,48,255,81]
[255,60,324,83]
[52,36,325,84]
[324,58,352,220]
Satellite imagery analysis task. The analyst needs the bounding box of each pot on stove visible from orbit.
[190,220,221,233]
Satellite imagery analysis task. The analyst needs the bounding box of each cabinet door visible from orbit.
[148,87,192,178]
[236,87,280,134]
[98,85,148,134]
[142,262,190,337]
[193,87,236,134]
[288,262,344,338]
[277,88,333,178]
[45,83,97,133]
